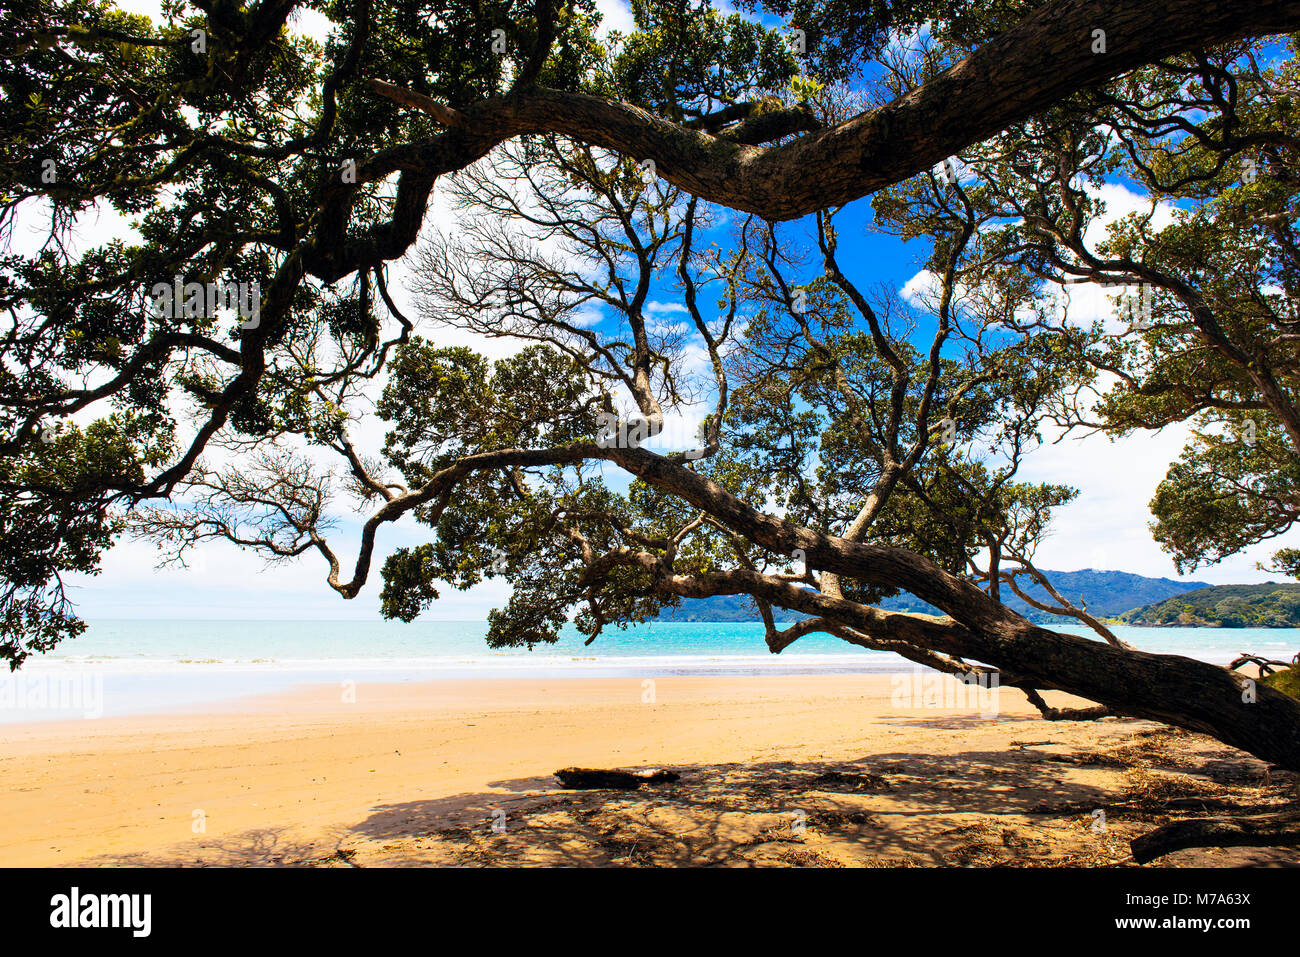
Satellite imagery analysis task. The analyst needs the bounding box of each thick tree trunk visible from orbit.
[348,0,1300,285]
[301,439,1300,773]
[370,0,1300,221]
[610,447,1300,771]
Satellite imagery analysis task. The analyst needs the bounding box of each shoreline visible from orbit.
[2,673,1294,867]
[6,632,1293,724]
[0,656,911,725]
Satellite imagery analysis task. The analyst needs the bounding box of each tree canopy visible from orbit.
[4,0,1300,782]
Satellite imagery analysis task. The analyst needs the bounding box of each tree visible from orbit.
[5,0,1300,818]
[944,36,1300,579]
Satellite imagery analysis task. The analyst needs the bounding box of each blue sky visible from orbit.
[41,1,1300,620]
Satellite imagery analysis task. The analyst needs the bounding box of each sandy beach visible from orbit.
[2,674,1295,867]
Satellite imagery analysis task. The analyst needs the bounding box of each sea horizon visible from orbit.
[3,618,1297,724]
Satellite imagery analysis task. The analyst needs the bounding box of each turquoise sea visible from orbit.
[1,618,1296,723]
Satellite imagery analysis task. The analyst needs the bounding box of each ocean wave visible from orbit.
[20,652,893,675]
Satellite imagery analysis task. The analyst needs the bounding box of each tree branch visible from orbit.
[367,0,1300,220]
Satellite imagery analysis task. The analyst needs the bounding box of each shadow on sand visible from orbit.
[78,722,1299,867]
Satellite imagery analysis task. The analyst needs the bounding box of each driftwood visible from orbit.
[1228,653,1295,677]
[1130,808,1300,864]
[554,767,681,790]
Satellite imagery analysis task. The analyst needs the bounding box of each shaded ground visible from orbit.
[88,724,1299,868]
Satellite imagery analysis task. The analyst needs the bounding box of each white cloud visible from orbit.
[646,300,688,315]
[1041,182,1181,329]
[288,6,336,42]
[1085,182,1178,245]
[1016,423,1300,583]
[595,0,636,36]
[903,182,1183,330]
[900,269,939,306]
[68,519,512,620]
[895,175,1297,584]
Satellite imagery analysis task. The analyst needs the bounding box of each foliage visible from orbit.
[1,0,1297,680]
[1121,583,1300,627]
[1263,666,1300,698]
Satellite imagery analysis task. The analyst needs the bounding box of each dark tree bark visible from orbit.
[1131,809,1300,863]
[598,446,1300,772]
[365,0,1300,222]
[309,439,1300,774]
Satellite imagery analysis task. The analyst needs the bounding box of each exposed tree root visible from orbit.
[1131,807,1300,864]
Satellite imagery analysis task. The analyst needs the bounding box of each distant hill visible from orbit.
[657,594,777,622]
[1120,583,1300,627]
[655,569,1210,623]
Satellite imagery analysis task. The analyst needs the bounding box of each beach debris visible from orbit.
[554,767,681,790]
[804,808,881,828]
[807,769,891,792]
